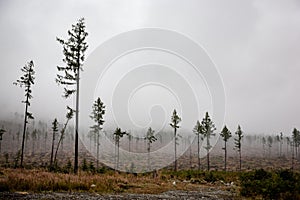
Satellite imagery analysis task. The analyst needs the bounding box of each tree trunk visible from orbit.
[239,150,242,171]
[20,94,29,168]
[197,134,200,170]
[292,143,294,171]
[207,136,210,171]
[74,61,80,174]
[96,132,99,169]
[148,142,150,171]
[174,128,177,171]
[224,141,227,171]
[117,140,120,170]
[50,130,55,168]
[189,144,192,169]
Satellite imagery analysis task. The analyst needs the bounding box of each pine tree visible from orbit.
[54,106,74,166]
[201,112,216,171]
[90,97,105,169]
[267,136,273,158]
[0,128,6,153]
[50,118,58,169]
[56,18,88,173]
[145,127,157,171]
[170,109,181,171]
[193,120,203,170]
[31,129,37,155]
[113,128,127,170]
[292,128,300,170]
[220,125,231,171]
[14,60,35,167]
[234,125,243,171]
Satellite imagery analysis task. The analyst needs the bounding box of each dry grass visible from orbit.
[0,168,203,193]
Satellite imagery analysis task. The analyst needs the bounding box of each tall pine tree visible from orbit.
[90,97,105,169]
[220,125,231,171]
[56,18,88,173]
[234,125,243,171]
[201,112,216,171]
[14,60,35,167]
[170,109,181,171]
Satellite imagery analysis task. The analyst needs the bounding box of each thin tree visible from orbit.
[145,127,157,171]
[292,128,300,160]
[54,106,74,166]
[14,60,35,167]
[220,125,232,171]
[262,137,266,158]
[170,109,181,171]
[234,125,243,171]
[56,18,88,173]
[201,112,216,171]
[0,128,6,153]
[31,129,37,155]
[50,118,58,169]
[279,132,283,157]
[267,135,273,158]
[193,120,203,170]
[113,128,127,170]
[292,128,300,170]
[127,132,132,153]
[90,97,105,169]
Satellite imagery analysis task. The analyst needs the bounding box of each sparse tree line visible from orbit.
[0,18,298,174]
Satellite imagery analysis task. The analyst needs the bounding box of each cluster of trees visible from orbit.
[11,17,300,174]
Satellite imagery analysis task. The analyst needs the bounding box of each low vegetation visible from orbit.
[1,167,299,199]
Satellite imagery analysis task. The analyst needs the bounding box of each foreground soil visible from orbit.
[0,189,236,200]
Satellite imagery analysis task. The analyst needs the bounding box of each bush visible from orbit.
[240,169,300,199]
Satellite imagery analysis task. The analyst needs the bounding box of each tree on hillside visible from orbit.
[145,127,157,171]
[31,129,37,155]
[279,132,283,157]
[193,120,203,170]
[234,125,243,171]
[56,18,88,173]
[292,128,300,170]
[14,60,35,167]
[220,125,232,171]
[201,112,216,171]
[54,106,74,166]
[267,136,273,158]
[0,128,6,153]
[127,132,133,153]
[276,132,283,157]
[262,137,266,158]
[90,97,105,169]
[50,118,58,169]
[113,128,127,170]
[292,128,300,160]
[170,109,181,171]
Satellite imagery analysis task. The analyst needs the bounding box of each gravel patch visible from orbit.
[0,189,235,200]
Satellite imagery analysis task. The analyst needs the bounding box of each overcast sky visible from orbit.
[0,0,299,136]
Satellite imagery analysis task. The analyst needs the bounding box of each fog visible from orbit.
[0,0,300,135]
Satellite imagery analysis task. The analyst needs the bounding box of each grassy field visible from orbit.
[0,168,237,193]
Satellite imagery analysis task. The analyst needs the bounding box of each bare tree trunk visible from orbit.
[174,128,177,171]
[189,144,192,169]
[20,94,29,168]
[148,142,150,171]
[96,132,99,169]
[74,60,80,174]
[50,130,55,168]
[292,143,294,171]
[239,150,242,171]
[224,141,227,171]
[197,134,200,170]
[117,140,120,170]
[207,136,210,171]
